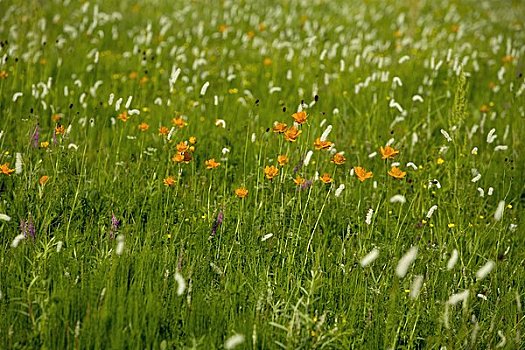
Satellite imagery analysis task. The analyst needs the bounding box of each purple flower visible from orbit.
[300,179,313,191]
[110,213,121,239]
[211,211,224,237]
[32,125,40,148]
[20,215,36,239]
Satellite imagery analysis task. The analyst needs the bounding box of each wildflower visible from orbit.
[277,155,288,166]
[480,104,490,113]
[272,122,287,133]
[494,200,505,221]
[291,111,307,124]
[293,176,305,186]
[284,126,301,142]
[228,88,238,94]
[264,165,279,180]
[138,122,149,131]
[331,152,346,165]
[501,55,514,64]
[447,249,459,270]
[52,114,62,122]
[211,211,224,237]
[335,184,345,197]
[32,125,40,148]
[263,57,273,66]
[360,248,379,267]
[176,141,189,153]
[314,137,332,150]
[109,213,121,239]
[476,260,495,280]
[205,159,220,169]
[159,126,169,136]
[55,125,65,135]
[218,24,228,33]
[39,175,49,185]
[163,176,176,187]
[447,223,456,228]
[172,152,192,164]
[380,145,399,159]
[388,166,406,179]
[172,117,187,128]
[189,136,197,144]
[396,246,418,278]
[354,166,373,182]
[437,157,445,165]
[20,215,35,240]
[40,141,49,148]
[117,111,128,122]
[319,173,333,184]
[0,70,8,79]
[235,187,248,198]
[0,163,15,176]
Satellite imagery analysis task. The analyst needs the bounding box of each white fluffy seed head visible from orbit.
[303,150,313,167]
[335,184,345,197]
[448,289,469,306]
[360,248,379,267]
[476,260,495,280]
[447,249,458,270]
[396,246,418,278]
[15,153,23,174]
[224,334,245,350]
[174,271,186,296]
[410,275,424,299]
[426,205,438,219]
[365,209,374,225]
[115,235,125,255]
[390,194,406,204]
[494,200,505,221]
[320,125,332,142]
[11,234,25,248]
[0,213,11,221]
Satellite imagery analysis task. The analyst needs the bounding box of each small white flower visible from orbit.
[11,234,25,248]
[447,249,458,270]
[303,150,313,167]
[175,272,186,296]
[426,205,438,219]
[0,214,12,221]
[224,334,245,350]
[440,129,452,142]
[261,233,273,241]
[390,194,406,204]
[335,184,345,197]
[115,234,125,255]
[494,200,505,221]
[215,119,226,128]
[200,81,210,96]
[15,153,22,174]
[410,275,424,299]
[476,260,495,280]
[365,209,374,225]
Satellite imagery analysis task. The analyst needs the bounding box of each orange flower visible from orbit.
[0,163,15,176]
[319,173,333,184]
[277,155,288,166]
[39,175,49,185]
[264,165,279,180]
[163,176,176,186]
[55,125,65,135]
[331,153,346,165]
[158,126,169,136]
[284,126,302,142]
[172,117,187,128]
[502,55,514,64]
[293,176,305,186]
[172,152,192,164]
[380,145,399,159]
[235,187,248,198]
[292,111,307,124]
[314,137,332,150]
[272,122,287,133]
[354,166,373,182]
[189,136,197,144]
[52,114,62,122]
[388,166,406,179]
[205,158,220,169]
[138,122,149,131]
[0,70,8,79]
[263,57,273,66]
[117,111,129,122]
[129,71,138,80]
[218,24,228,33]
[479,104,490,113]
[176,141,189,153]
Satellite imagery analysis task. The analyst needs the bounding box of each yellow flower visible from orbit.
[264,165,279,180]
[388,166,406,179]
[263,57,273,66]
[171,117,187,129]
[189,136,197,144]
[40,141,49,148]
[51,114,62,122]
[447,223,456,228]
[218,24,228,33]
[0,163,15,176]
[138,122,149,131]
[502,55,514,64]
[228,88,238,94]
[272,122,287,133]
[0,70,8,79]
[284,126,301,142]
[331,153,346,165]
[291,111,307,124]
[319,173,333,184]
[314,137,332,150]
[354,166,373,182]
[380,145,399,159]
[437,157,445,165]
[293,176,305,186]
[163,176,176,187]
[205,158,220,169]
[117,111,129,122]
[479,104,490,113]
[176,141,189,153]
[277,155,288,166]
[39,175,49,185]
[235,187,248,198]
[158,126,169,136]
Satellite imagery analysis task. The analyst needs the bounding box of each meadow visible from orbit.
[0,0,524,348]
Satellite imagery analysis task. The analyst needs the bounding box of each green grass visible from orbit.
[0,0,524,348]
